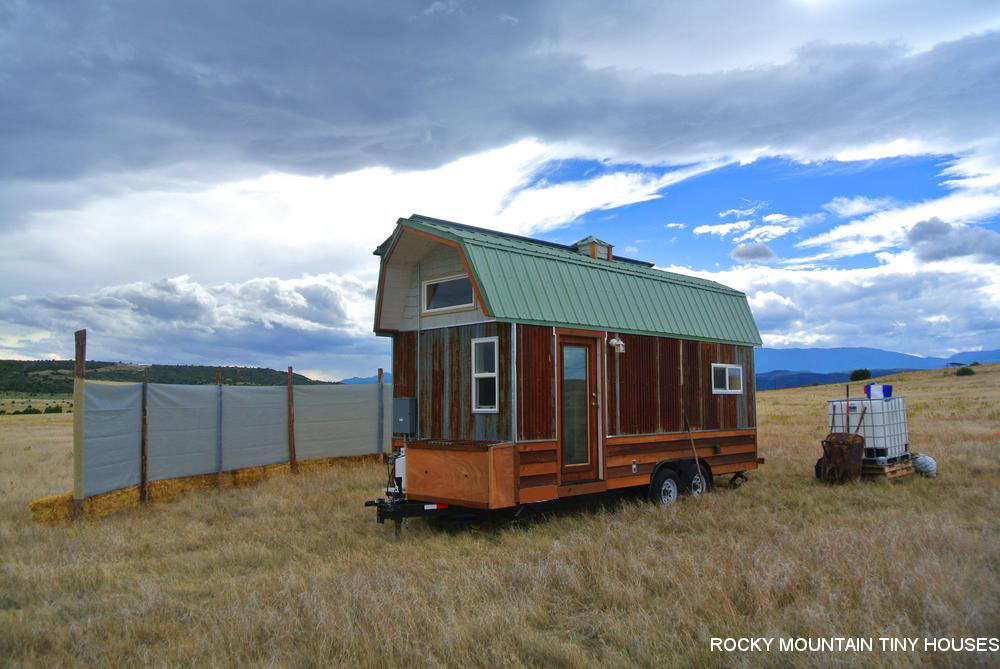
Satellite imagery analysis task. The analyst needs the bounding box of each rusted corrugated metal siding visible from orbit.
[607,345,618,436]
[658,337,682,432]
[737,346,757,427]
[618,333,658,434]
[722,344,739,429]
[418,322,511,441]
[702,342,720,430]
[517,324,555,440]
[609,333,755,434]
[391,331,417,398]
[682,339,703,429]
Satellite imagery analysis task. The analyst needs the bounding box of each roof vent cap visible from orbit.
[573,236,613,260]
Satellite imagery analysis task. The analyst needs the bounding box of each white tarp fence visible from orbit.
[81,380,391,497]
[148,384,219,481]
[83,382,142,496]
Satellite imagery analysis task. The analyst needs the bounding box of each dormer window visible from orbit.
[422,274,474,313]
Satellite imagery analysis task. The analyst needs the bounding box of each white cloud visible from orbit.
[620,245,639,255]
[822,195,896,218]
[735,212,824,243]
[0,273,380,380]
[0,140,716,298]
[799,189,1000,258]
[694,220,752,236]
[718,204,763,218]
[661,251,1000,356]
[664,222,686,229]
[735,225,795,243]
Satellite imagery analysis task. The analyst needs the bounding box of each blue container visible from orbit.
[864,384,893,398]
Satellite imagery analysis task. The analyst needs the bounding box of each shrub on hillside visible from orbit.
[956,366,975,376]
[850,368,871,381]
[43,405,63,413]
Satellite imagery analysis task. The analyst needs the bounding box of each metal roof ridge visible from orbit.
[404,214,655,267]
[462,237,744,297]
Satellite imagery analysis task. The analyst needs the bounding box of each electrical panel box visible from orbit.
[393,397,416,435]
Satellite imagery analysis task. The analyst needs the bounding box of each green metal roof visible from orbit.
[378,215,762,347]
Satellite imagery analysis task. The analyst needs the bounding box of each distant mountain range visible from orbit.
[340,373,393,384]
[755,347,1000,374]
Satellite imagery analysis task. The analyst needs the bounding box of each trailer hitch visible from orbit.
[365,497,471,538]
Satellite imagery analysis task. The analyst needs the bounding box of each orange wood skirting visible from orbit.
[519,484,558,504]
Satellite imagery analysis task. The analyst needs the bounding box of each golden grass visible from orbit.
[1,366,999,667]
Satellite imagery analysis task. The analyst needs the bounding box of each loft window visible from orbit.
[711,363,743,394]
[472,336,498,413]
[422,274,474,313]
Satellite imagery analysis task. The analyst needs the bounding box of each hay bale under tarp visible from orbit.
[29,454,380,524]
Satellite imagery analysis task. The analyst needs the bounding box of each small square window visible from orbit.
[711,363,743,394]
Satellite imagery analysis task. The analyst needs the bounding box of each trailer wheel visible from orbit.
[651,468,681,506]
[682,465,711,496]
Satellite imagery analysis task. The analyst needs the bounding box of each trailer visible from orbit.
[367,215,763,530]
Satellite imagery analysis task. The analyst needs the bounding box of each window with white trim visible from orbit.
[472,336,498,413]
[422,274,474,313]
[711,363,743,394]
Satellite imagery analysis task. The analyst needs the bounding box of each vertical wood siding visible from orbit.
[417,322,511,441]
[391,331,417,398]
[516,325,555,440]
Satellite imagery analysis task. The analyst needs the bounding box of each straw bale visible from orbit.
[29,454,382,523]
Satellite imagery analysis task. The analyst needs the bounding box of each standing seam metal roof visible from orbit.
[379,215,762,347]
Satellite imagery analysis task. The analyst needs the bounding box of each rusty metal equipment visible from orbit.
[817,385,867,484]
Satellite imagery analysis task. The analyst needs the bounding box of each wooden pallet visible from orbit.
[862,459,915,481]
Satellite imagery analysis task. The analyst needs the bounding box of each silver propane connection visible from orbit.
[392,447,406,494]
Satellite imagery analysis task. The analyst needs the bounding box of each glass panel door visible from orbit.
[559,336,599,483]
[561,345,589,465]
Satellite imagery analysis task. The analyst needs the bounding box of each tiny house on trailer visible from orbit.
[367,214,762,526]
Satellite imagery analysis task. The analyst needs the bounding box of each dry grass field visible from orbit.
[1,367,998,668]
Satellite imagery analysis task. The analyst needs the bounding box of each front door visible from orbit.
[558,335,600,483]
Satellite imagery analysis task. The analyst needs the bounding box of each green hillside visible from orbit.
[0,360,334,395]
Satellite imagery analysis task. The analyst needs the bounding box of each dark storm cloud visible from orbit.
[2,1,1000,195]
[907,217,1000,262]
[730,243,776,262]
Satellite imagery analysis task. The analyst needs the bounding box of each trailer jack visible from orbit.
[729,472,748,488]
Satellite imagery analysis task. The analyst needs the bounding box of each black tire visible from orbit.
[681,463,711,496]
[650,468,681,506]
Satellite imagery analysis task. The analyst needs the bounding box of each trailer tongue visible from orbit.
[365,448,481,537]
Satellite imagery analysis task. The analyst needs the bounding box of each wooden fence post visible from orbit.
[377,367,384,455]
[71,329,86,520]
[287,366,298,473]
[140,368,149,503]
[215,369,223,486]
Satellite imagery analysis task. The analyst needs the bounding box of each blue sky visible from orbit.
[542,155,955,269]
[0,2,998,379]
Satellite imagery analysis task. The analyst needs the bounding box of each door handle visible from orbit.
[591,392,600,408]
